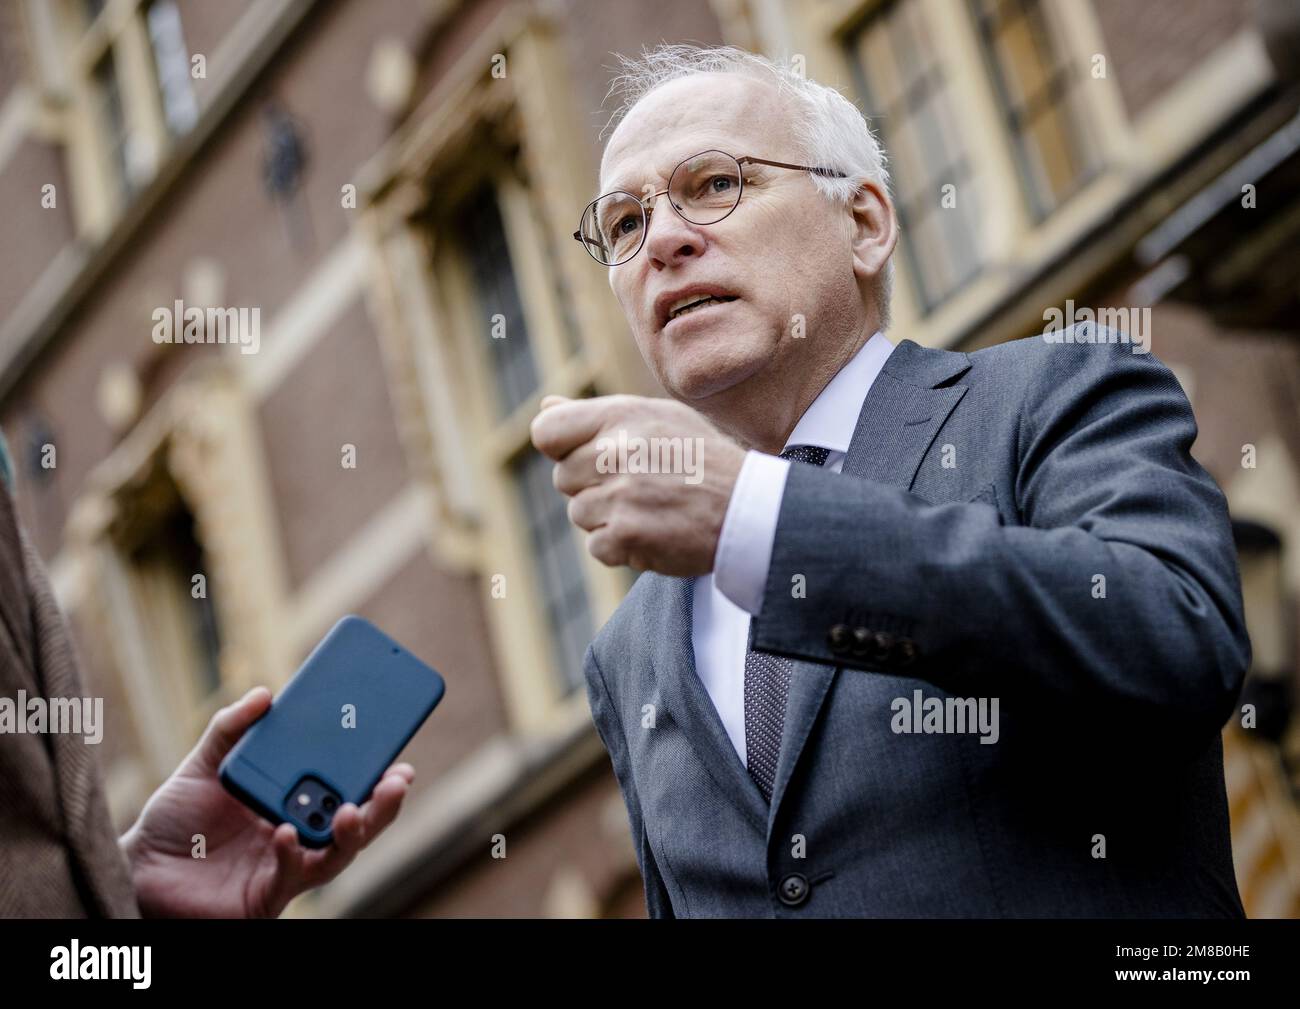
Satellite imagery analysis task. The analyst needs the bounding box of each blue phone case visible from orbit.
[218,615,445,847]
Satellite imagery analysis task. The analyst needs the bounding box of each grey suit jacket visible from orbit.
[584,324,1249,918]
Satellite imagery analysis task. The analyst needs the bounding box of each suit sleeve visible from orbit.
[750,341,1251,753]
[584,644,676,918]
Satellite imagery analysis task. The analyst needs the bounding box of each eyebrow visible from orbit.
[597,153,683,202]
[595,169,658,203]
[596,151,765,202]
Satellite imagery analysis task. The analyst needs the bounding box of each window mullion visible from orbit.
[926,0,1031,255]
[112,8,167,187]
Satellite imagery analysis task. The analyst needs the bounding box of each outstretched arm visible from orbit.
[753,346,1250,752]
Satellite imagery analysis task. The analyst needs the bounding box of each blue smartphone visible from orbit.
[219,614,445,848]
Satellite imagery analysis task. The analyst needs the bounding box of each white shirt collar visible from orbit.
[784,330,895,455]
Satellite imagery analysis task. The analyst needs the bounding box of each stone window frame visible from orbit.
[357,7,644,735]
[51,0,196,238]
[64,360,290,792]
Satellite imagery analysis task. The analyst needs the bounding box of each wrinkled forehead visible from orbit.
[597,73,787,198]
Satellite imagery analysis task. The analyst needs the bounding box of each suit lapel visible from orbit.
[842,338,971,482]
[766,339,971,826]
[651,339,972,838]
[653,574,770,834]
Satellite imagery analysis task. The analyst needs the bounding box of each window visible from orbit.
[145,0,197,136]
[456,184,542,417]
[80,0,107,28]
[128,503,223,700]
[61,0,199,229]
[847,0,983,311]
[970,0,1099,220]
[450,178,594,694]
[91,47,131,199]
[112,464,225,719]
[365,27,643,725]
[514,448,593,693]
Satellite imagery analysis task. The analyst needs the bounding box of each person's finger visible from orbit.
[538,394,571,411]
[358,774,408,841]
[381,763,415,786]
[273,822,300,868]
[263,822,304,914]
[321,777,406,882]
[194,687,272,772]
[330,802,366,856]
[553,440,608,496]
[530,396,613,461]
[568,482,614,533]
[286,778,410,894]
[308,774,410,876]
[298,804,364,886]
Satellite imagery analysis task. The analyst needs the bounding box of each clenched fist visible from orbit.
[530,394,747,576]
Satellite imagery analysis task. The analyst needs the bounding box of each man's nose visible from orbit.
[644,193,705,267]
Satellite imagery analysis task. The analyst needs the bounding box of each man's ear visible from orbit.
[847,180,898,287]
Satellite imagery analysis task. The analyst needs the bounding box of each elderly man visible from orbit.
[531,45,1249,917]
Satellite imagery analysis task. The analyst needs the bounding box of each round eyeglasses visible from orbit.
[573,150,847,266]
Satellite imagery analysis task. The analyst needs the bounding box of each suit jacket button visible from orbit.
[871,631,896,664]
[827,624,851,653]
[778,872,810,907]
[850,626,872,657]
[895,638,917,667]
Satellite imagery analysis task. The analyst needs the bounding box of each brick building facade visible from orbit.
[1,0,1297,917]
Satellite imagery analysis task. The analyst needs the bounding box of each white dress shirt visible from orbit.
[691,330,895,765]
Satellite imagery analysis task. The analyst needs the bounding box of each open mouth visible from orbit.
[666,294,738,325]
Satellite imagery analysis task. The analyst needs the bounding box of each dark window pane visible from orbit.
[513,448,592,693]
[457,185,540,417]
[130,502,223,700]
[82,0,107,28]
[92,49,130,200]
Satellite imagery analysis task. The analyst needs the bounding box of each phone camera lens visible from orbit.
[322,795,338,812]
[308,812,325,829]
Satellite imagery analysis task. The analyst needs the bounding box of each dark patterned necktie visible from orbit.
[744,444,831,803]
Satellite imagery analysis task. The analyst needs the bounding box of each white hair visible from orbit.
[601,43,895,330]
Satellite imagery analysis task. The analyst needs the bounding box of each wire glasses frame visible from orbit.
[573,150,847,266]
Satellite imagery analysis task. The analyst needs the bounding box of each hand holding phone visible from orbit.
[219,615,445,847]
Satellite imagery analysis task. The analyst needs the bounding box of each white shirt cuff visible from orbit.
[713,450,792,616]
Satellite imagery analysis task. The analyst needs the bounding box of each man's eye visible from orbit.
[707,175,733,193]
